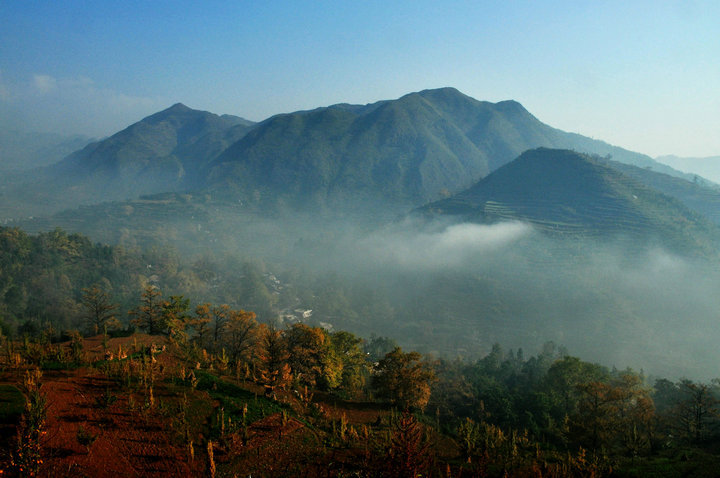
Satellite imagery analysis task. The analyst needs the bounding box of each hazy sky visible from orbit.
[1,1,718,157]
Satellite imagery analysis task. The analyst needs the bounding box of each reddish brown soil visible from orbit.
[0,334,459,477]
[31,369,200,477]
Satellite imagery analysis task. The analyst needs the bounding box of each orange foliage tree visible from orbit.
[372,347,435,411]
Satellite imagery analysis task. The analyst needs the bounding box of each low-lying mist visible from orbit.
[32,200,719,381]
[246,214,720,381]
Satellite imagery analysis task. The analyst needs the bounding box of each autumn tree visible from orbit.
[384,410,433,478]
[570,371,655,455]
[211,304,230,350]
[372,347,435,411]
[81,284,119,335]
[162,295,191,345]
[573,380,614,451]
[285,323,338,389]
[256,324,291,396]
[224,308,258,364]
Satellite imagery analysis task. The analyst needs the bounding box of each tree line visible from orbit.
[94,284,720,461]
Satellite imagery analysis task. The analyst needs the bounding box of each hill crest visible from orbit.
[420,148,719,253]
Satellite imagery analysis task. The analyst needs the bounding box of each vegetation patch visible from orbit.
[195,370,285,426]
[0,384,25,424]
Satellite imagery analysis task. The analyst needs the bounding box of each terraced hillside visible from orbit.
[421,148,720,254]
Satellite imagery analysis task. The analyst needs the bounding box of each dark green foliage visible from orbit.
[330,330,370,395]
[0,226,287,338]
[0,227,140,333]
[193,370,285,428]
[0,385,25,424]
[76,424,98,450]
[364,334,398,363]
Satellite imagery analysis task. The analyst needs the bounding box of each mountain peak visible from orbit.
[495,99,524,109]
[167,102,191,112]
[139,103,198,124]
[417,86,463,96]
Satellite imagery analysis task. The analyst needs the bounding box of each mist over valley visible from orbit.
[2,90,719,381]
[4,4,720,473]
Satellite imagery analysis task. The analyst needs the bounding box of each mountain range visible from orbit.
[1,87,719,255]
[202,87,700,214]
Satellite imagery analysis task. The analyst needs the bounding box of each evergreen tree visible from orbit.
[81,284,119,335]
[129,285,165,335]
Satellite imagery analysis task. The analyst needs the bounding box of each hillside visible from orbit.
[604,159,720,225]
[4,88,701,222]
[0,105,255,218]
[2,291,720,476]
[420,148,720,254]
[205,87,676,214]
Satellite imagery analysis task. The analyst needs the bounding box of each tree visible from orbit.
[225,308,258,364]
[192,303,213,348]
[129,285,165,335]
[545,356,609,417]
[611,373,655,457]
[571,371,655,454]
[285,323,337,389]
[211,304,231,350]
[162,295,191,345]
[81,284,119,335]
[331,330,370,396]
[385,410,433,478]
[365,334,398,362]
[674,379,719,443]
[372,347,435,410]
[256,324,291,395]
[573,380,613,451]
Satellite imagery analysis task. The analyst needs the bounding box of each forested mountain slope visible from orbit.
[420,148,720,255]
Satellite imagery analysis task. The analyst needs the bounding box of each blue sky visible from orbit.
[1,1,718,157]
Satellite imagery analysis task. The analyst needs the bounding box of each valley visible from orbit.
[2,88,720,477]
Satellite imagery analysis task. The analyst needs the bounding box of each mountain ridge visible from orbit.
[204,87,682,214]
[1,87,716,224]
[420,148,719,254]
[0,105,256,217]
